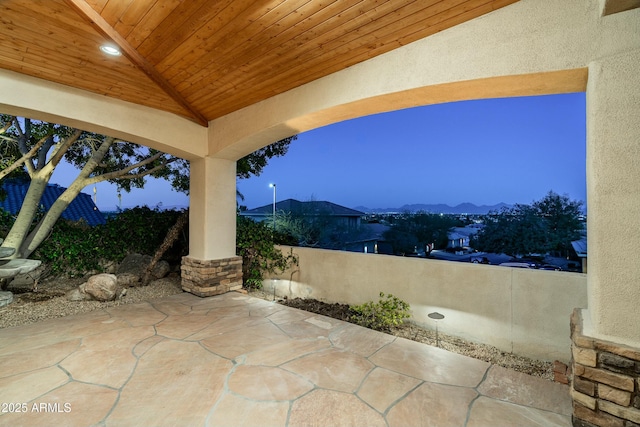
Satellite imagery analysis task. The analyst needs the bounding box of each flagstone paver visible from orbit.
[477,365,573,415]
[282,347,375,393]
[206,393,290,427]
[227,365,314,400]
[289,389,387,427]
[241,338,332,366]
[330,323,396,357]
[357,367,422,413]
[370,336,491,387]
[0,366,69,403]
[105,301,168,326]
[0,291,571,426]
[387,382,479,427]
[59,326,155,388]
[467,396,570,427]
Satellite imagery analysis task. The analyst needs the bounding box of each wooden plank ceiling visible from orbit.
[0,0,518,126]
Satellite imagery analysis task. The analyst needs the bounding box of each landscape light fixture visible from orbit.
[428,312,445,347]
[269,183,276,231]
[100,45,121,56]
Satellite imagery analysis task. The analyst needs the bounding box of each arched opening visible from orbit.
[238,93,586,264]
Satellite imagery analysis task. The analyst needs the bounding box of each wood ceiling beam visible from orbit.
[63,0,209,127]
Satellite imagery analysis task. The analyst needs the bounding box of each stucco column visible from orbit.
[585,49,640,347]
[569,49,640,427]
[181,156,242,296]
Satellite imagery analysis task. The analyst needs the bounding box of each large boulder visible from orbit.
[116,254,170,286]
[83,273,120,302]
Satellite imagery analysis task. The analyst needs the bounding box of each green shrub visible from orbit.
[350,292,411,331]
[7,205,294,282]
[236,216,297,289]
[34,207,187,277]
[98,207,186,261]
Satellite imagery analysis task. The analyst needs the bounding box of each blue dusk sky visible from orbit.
[238,93,586,210]
[52,92,586,212]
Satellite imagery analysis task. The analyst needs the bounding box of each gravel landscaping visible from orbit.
[0,276,183,329]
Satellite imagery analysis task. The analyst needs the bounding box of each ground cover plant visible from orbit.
[350,292,411,331]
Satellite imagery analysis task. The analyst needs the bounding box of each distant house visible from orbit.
[344,222,393,254]
[447,225,483,249]
[0,180,105,226]
[571,237,587,273]
[241,199,364,229]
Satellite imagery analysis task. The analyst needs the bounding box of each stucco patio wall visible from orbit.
[267,246,587,363]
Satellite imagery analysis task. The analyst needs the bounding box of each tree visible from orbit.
[0,115,295,259]
[472,204,548,257]
[472,191,583,257]
[383,212,458,255]
[533,191,583,257]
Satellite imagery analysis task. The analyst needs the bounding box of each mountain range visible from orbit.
[353,202,511,215]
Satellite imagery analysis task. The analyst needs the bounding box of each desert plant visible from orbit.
[350,292,411,331]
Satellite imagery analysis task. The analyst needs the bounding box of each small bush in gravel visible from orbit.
[350,292,411,332]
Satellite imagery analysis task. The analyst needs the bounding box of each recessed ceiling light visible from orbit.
[100,45,121,56]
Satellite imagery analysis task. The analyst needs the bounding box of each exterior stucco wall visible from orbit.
[268,246,588,363]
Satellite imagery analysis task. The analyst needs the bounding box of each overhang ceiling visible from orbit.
[0,0,518,127]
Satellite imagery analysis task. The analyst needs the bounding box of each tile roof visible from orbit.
[241,199,364,217]
[0,180,106,226]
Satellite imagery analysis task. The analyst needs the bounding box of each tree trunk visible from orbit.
[1,173,52,258]
[142,210,188,286]
[20,180,89,259]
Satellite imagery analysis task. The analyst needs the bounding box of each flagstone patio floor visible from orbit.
[0,291,572,426]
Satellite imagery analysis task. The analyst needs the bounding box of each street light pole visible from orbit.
[269,183,276,231]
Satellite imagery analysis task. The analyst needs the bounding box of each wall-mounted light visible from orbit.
[100,45,121,56]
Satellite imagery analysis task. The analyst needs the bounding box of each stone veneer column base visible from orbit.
[181,256,243,297]
[570,309,640,427]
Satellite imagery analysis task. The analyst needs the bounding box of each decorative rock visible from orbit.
[83,274,119,302]
[66,287,91,302]
[0,291,13,307]
[117,273,140,288]
[117,253,170,285]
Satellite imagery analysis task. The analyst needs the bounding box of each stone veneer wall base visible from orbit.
[181,256,243,297]
[570,309,640,427]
